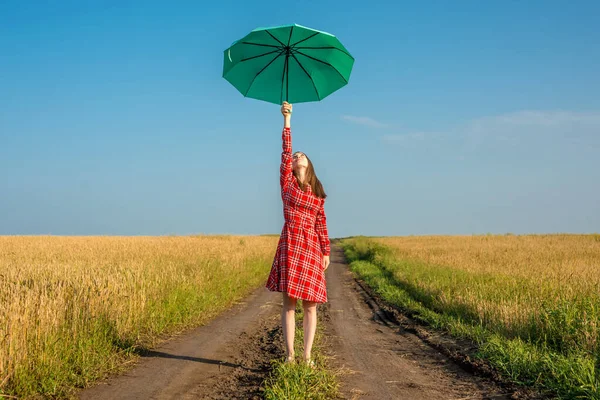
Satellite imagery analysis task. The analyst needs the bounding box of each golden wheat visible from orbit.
[0,235,279,396]
[371,234,600,351]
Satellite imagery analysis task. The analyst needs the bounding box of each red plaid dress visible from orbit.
[266,127,331,303]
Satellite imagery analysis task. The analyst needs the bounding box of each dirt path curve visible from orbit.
[323,245,514,400]
[78,244,522,399]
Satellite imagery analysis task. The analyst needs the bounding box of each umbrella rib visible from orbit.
[287,26,294,46]
[290,32,319,47]
[294,46,354,59]
[294,50,348,84]
[280,53,289,103]
[265,30,286,47]
[241,42,280,48]
[290,53,320,100]
[245,50,285,97]
[240,49,282,62]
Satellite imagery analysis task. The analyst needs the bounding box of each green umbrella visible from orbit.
[222,23,354,105]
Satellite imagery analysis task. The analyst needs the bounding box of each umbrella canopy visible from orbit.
[222,23,354,105]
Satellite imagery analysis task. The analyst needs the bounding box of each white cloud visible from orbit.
[378,110,600,153]
[341,115,389,128]
[470,110,600,129]
[464,110,600,150]
[381,132,427,143]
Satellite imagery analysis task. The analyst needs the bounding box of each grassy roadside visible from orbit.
[0,235,279,399]
[262,303,339,400]
[340,236,600,400]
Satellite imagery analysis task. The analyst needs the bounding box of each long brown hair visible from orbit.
[294,153,327,199]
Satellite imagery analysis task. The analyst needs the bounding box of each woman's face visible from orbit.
[292,152,308,171]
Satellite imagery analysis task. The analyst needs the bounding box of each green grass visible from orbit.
[262,303,339,400]
[340,237,599,400]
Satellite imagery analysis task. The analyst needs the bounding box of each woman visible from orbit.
[266,101,331,366]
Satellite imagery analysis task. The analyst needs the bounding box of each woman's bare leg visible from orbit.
[282,293,297,361]
[302,300,318,362]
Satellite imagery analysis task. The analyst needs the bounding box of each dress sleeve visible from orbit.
[315,200,331,256]
[280,127,293,190]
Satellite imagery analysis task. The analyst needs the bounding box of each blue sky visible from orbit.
[1,0,599,237]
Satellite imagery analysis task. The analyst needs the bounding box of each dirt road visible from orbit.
[78,245,528,399]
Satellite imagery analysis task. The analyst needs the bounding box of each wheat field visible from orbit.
[372,234,600,352]
[0,235,279,398]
